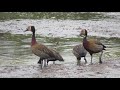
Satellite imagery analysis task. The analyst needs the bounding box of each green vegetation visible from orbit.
[0,12,109,21]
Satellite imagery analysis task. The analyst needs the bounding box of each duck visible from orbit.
[80,29,106,64]
[25,26,64,69]
[46,48,64,65]
[73,44,87,65]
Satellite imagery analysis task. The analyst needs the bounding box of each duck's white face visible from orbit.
[80,29,87,36]
[25,26,31,32]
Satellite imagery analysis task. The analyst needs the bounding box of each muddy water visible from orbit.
[0,12,120,78]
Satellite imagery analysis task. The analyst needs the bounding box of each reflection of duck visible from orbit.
[73,44,87,65]
[25,26,64,69]
[80,29,106,64]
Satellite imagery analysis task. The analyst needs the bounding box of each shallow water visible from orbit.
[0,12,120,77]
[0,32,120,66]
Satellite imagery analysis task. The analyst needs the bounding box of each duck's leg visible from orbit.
[90,54,93,64]
[46,58,52,66]
[38,58,41,64]
[53,61,55,64]
[77,57,81,66]
[47,60,49,66]
[41,60,43,69]
[84,57,87,64]
[44,59,47,67]
[99,51,103,64]
[38,58,43,69]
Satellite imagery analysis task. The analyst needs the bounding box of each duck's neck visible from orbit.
[83,35,87,42]
[83,35,88,46]
[31,32,37,46]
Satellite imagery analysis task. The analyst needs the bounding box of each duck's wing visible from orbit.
[88,39,105,46]
[73,44,87,57]
[87,39,106,52]
[49,48,64,61]
[94,39,106,48]
[32,44,55,58]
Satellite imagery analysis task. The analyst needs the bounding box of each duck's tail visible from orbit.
[52,49,64,61]
[103,45,106,50]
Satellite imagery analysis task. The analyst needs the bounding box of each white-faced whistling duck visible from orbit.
[73,44,87,65]
[80,29,106,64]
[25,26,64,69]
